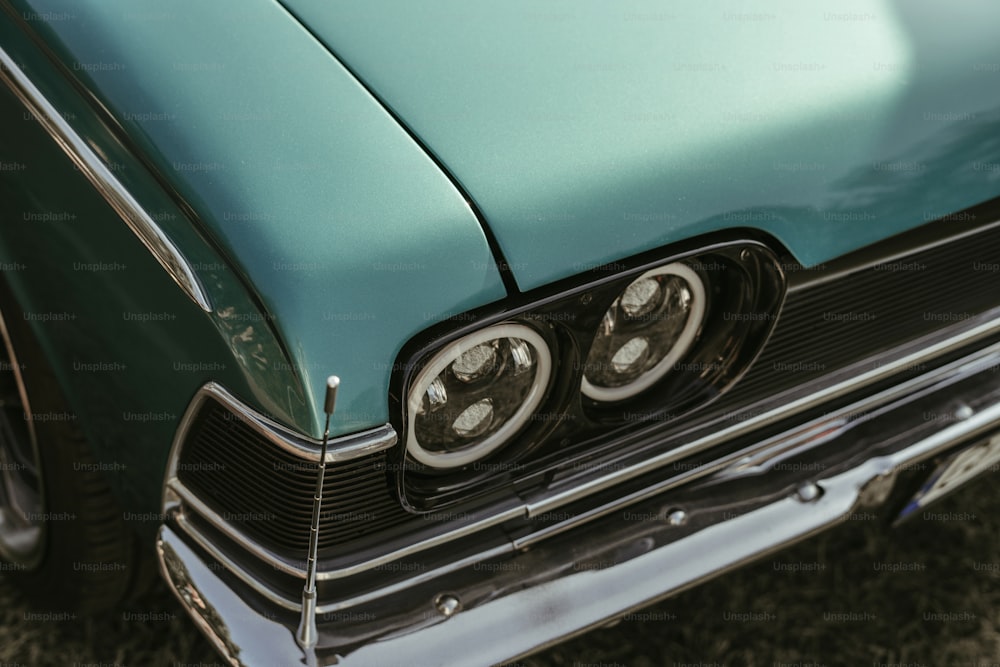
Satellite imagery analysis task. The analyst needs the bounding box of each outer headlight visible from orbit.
[581,262,706,402]
[406,323,552,468]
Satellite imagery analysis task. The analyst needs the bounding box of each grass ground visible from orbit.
[1,475,997,667]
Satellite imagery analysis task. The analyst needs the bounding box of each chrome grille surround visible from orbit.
[173,395,405,554]
[163,385,403,577]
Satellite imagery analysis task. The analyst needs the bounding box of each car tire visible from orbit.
[0,299,153,613]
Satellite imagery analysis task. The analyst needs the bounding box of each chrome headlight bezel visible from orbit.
[404,322,553,469]
[580,262,707,402]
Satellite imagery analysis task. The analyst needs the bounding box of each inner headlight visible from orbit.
[581,262,706,402]
[406,323,552,468]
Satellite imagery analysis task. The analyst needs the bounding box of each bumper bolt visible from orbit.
[434,594,461,618]
[795,482,822,503]
[666,509,687,526]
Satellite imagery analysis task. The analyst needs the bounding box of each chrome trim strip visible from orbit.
[0,47,211,312]
[339,403,1000,667]
[525,311,1000,515]
[174,510,300,611]
[169,477,523,581]
[162,381,400,581]
[880,391,1000,468]
[173,509,513,614]
[167,382,528,582]
[784,217,1000,291]
[176,382,397,463]
[515,342,1000,548]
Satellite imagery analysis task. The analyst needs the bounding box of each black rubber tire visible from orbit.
[0,297,154,613]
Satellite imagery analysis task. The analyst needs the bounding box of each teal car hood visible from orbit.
[282,0,1000,290]
[9,0,507,436]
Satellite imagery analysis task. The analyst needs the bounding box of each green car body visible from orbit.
[1,0,999,664]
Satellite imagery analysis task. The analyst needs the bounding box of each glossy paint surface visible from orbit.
[4,0,507,437]
[283,0,1000,289]
[4,0,1000,460]
[0,13,339,532]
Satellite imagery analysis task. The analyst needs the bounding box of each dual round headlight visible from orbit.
[406,324,552,469]
[581,263,705,402]
[406,263,707,469]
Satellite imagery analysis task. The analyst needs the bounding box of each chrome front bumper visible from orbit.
[158,341,1000,667]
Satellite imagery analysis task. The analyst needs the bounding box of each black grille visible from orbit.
[716,226,1000,409]
[176,402,410,554]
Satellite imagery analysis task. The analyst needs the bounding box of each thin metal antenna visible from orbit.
[297,375,339,650]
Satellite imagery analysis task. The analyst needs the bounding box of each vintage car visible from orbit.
[1,1,999,665]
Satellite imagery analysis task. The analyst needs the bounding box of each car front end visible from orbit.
[1,1,999,665]
[158,209,1000,665]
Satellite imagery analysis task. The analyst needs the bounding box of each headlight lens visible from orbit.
[406,323,552,468]
[581,262,706,401]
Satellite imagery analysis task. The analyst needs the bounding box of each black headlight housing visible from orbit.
[391,238,786,511]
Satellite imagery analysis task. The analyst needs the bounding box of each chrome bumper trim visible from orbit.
[167,477,522,583]
[158,340,1000,665]
[170,504,513,614]
[0,46,211,313]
